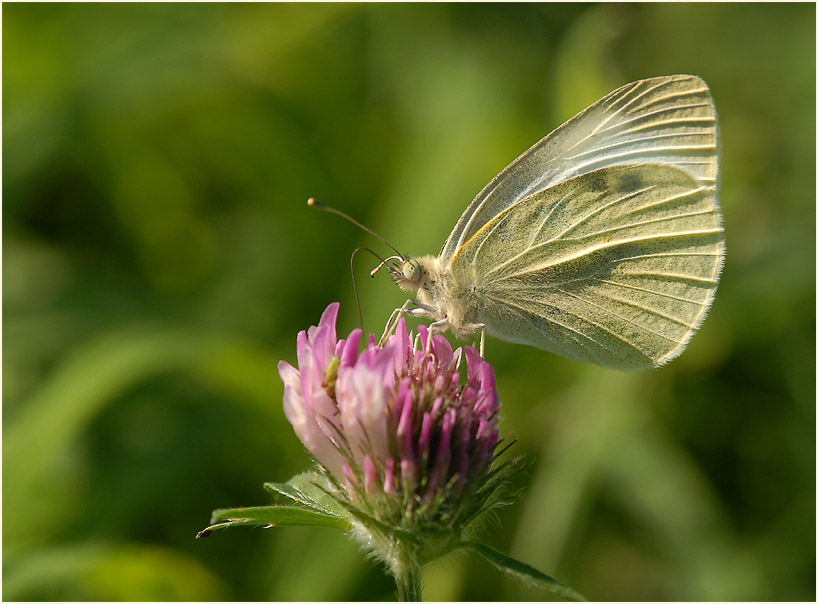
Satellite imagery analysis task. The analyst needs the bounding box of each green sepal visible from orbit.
[263,471,345,515]
[463,540,587,602]
[196,505,349,539]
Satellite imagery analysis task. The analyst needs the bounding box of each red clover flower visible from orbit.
[278,304,508,572]
[200,303,583,602]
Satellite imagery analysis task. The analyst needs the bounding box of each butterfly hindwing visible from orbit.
[450,164,724,370]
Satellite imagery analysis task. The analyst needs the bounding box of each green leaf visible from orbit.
[464,541,587,602]
[264,472,346,515]
[196,505,349,538]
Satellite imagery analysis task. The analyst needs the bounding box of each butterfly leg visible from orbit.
[427,318,450,339]
[467,324,486,357]
[380,299,436,346]
[451,322,487,357]
[380,301,411,346]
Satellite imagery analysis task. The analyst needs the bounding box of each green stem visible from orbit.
[394,562,423,602]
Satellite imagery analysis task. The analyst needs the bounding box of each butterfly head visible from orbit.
[390,255,444,295]
[390,257,424,292]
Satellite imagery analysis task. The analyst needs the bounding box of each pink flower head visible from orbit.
[278,302,502,526]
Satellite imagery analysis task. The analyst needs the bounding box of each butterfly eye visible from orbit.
[402,259,422,282]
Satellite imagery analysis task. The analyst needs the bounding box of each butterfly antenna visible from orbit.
[349,247,394,334]
[308,198,404,260]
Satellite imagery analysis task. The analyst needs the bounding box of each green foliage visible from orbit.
[199,474,582,601]
[465,541,586,602]
[264,472,350,516]
[4,3,815,601]
[198,505,350,538]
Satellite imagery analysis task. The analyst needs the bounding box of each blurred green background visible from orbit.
[3,3,815,601]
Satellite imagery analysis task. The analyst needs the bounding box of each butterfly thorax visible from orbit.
[392,255,481,338]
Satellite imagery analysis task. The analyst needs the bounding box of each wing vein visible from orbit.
[564,133,714,161]
[593,278,707,305]
[611,116,716,137]
[555,288,684,343]
[586,289,698,329]
[554,185,657,239]
[489,228,724,279]
[590,80,665,135]
[484,292,650,361]
[595,103,714,135]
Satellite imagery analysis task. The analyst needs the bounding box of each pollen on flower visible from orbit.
[277,303,507,534]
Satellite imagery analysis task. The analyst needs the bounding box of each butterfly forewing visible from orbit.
[440,75,719,264]
[450,164,724,370]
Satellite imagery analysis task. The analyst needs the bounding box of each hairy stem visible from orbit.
[394,562,423,602]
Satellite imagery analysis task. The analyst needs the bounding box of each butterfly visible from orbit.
[387,75,724,371]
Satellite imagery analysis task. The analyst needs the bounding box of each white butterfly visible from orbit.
[389,75,725,371]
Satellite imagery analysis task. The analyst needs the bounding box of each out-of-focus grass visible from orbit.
[3,3,815,601]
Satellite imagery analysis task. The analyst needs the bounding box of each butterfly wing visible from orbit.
[440,75,719,264]
[450,164,725,370]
